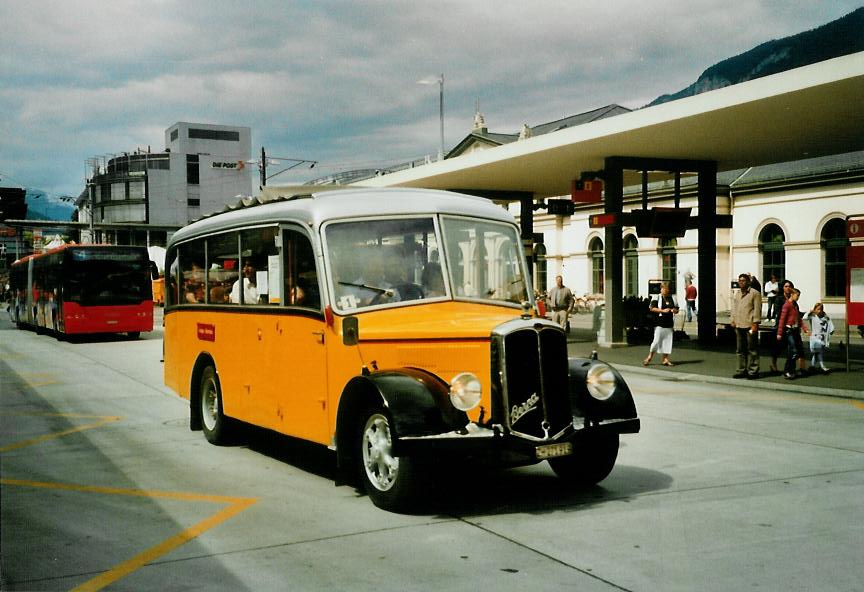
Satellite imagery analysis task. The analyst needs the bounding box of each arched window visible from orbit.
[821,218,846,298]
[659,238,677,293]
[624,235,639,297]
[760,224,785,284]
[589,237,604,294]
[534,243,547,294]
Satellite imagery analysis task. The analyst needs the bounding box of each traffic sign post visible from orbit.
[546,199,575,216]
[589,213,618,228]
[571,178,603,203]
[846,214,864,371]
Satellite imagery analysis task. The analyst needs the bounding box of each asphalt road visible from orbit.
[2,312,863,591]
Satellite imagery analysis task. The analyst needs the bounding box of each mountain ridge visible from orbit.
[648,7,864,106]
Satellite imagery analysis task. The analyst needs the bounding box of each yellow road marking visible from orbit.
[0,413,121,453]
[17,372,59,387]
[1,411,116,418]
[0,479,257,592]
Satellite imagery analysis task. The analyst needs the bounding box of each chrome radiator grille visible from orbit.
[495,323,571,440]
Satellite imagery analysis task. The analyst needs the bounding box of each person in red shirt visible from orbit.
[684,280,697,322]
[770,279,795,372]
[776,288,809,379]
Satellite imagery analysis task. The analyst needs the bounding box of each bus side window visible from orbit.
[207,232,239,305]
[238,227,279,305]
[179,240,206,304]
[284,229,320,310]
[165,249,179,306]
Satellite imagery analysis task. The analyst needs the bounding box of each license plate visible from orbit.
[535,442,573,459]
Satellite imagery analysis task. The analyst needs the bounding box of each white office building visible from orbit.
[79,122,253,246]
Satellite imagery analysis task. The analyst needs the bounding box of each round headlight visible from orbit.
[585,363,617,401]
[449,372,482,411]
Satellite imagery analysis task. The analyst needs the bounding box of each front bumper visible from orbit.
[395,417,640,464]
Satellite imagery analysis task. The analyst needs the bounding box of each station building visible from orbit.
[529,151,861,323]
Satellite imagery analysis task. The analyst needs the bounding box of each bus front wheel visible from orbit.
[548,433,619,487]
[356,407,426,512]
[199,366,231,445]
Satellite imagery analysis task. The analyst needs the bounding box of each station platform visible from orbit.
[565,313,864,401]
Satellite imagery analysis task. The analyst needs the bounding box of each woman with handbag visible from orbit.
[643,282,679,367]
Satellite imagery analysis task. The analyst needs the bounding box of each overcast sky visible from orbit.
[1,0,861,199]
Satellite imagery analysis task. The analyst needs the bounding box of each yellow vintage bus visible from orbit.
[164,187,639,511]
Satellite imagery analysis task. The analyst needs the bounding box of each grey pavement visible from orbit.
[565,313,864,401]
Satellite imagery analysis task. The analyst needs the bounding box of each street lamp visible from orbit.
[417,74,445,161]
[250,148,317,188]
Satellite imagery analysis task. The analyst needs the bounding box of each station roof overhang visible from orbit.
[353,52,864,199]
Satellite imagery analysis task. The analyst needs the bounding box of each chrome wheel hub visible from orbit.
[201,378,218,431]
[362,414,398,491]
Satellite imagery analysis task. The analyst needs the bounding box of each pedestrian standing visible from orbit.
[642,282,678,366]
[749,273,761,296]
[547,275,574,331]
[770,279,794,372]
[685,280,697,322]
[764,274,779,320]
[806,302,834,373]
[777,288,808,379]
[731,273,762,379]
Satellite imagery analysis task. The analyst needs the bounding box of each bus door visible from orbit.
[241,226,328,443]
[267,226,329,443]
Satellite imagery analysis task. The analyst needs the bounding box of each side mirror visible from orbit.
[343,316,359,346]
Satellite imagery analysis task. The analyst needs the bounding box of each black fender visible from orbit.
[567,357,638,421]
[335,367,469,474]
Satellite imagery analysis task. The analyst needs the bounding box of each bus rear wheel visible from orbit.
[199,366,231,445]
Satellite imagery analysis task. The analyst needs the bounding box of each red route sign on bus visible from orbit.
[197,323,216,342]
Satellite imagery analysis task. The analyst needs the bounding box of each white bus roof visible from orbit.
[168,187,516,245]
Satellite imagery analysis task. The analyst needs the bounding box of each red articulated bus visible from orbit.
[8,245,154,339]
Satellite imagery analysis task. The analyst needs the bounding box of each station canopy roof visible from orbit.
[348,52,864,199]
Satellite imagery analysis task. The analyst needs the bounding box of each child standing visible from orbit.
[806,302,835,373]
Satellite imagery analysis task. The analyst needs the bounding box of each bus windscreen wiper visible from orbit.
[338,281,395,298]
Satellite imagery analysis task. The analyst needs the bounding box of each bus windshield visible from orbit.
[325,215,529,313]
[327,217,442,312]
[64,248,151,306]
[440,216,529,305]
